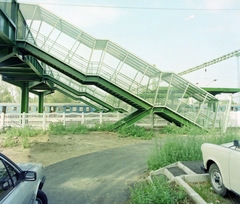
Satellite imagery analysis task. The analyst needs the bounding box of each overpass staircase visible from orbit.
[0,2,221,130]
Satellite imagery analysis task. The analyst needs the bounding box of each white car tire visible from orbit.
[209,163,228,197]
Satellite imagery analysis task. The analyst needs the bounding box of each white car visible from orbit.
[201,140,240,197]
[0,153,47,204]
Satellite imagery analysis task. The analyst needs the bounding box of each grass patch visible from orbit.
[5,125,43,137]
[48,122,89,135]
[148,127,240,170]
[89,122,113,132]
[189,182,236,204]
[129,175,192,204]
[49,122,155,139]
[160,123,207,135]
[118,125,155,140]
[2,126,43,148]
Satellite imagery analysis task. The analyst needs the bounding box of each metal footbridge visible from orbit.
[0,1,229,130]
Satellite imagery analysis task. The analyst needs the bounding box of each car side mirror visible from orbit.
[24,171,36,181]
[2,180,11,190]
[234,140,240,148]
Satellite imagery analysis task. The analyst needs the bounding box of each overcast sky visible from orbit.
[17,0,240,100]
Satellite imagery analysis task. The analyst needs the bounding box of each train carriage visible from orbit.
[0,103,96,114]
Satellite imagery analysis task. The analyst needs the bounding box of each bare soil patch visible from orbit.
[0,132,145,167]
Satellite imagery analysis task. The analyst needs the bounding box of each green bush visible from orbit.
[48,122,66,135]
[89,122,113,132]
[2,126,43,148]
[67,123,89,134]
[5,125,43,137]
[48,122,89,135]
[129,175,189,204]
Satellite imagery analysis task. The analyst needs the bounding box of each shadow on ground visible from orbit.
[43,142,240,204]
[43,141,154,204]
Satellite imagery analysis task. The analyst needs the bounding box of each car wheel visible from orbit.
[209,163,228,197]
[36,190,48,204]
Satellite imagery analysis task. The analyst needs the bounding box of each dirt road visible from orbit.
[0,131,153,204]
[1,132,146,167]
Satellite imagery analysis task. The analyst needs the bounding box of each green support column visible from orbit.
[38,92,44,113]
[20,83,29,113]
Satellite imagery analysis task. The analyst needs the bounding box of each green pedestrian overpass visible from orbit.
[0,1,228,130]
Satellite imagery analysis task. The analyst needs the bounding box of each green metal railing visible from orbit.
[44,66,132,112]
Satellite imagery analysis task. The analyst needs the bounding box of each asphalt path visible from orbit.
[43,141,155,204]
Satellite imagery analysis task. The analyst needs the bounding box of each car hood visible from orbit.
[17,162,43,172]
[221,142,235,148]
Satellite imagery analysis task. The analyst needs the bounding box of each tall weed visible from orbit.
[48,122,66,135]
[129,175,189,204]
[2,126,43,148]
[5,125,43,137]
[160,123,207,135]
[148,127,240,170]
[48,122,89,135]
[89,122,113,132]
[118,125,155,140]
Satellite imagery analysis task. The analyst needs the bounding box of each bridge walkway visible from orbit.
[0,2,221,130]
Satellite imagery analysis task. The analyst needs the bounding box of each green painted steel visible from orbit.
[45,75,118,111]
[0,9,16,44]
[111,108,153,129]
[0,2,234,131]
[17,41,152,111]
[38,92,44,113]
[20,83,29,113]
[153,107,202,129]
[202,87,240,96]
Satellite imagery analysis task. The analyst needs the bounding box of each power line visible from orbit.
[18,2,240,11]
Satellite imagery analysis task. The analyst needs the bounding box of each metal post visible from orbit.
[20,83,29,113]
[38,92,44,113]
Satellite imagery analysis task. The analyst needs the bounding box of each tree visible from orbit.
[44,91,75,103]
[0,81,16,103]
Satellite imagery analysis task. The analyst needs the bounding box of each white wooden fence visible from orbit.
[0,112,169,130]
[228,111,240,127]
[0,111,239,130]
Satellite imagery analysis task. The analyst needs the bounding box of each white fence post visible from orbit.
[81,112,84,124]
[100,111,103,124]
[63,112,66,126]
[43,112,46,130]
[0,112,4,129]
[22,112,25,127]
[3,111,240,130]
